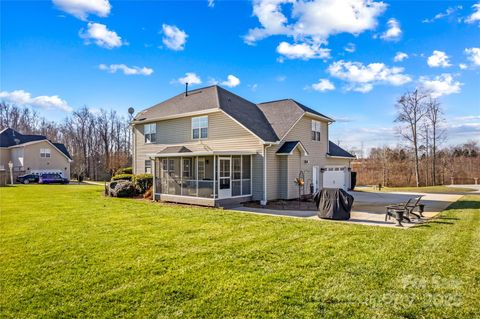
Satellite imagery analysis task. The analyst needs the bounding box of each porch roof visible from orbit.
[147,149,258,158]
[276,141,309,156]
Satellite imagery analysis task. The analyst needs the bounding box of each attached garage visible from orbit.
[323,166,351,190]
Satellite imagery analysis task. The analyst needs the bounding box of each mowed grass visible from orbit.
[357,185,476,194]
[1,185,479,318]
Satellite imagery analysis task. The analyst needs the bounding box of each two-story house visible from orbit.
[132,85,355,207]
[0,128,72,181]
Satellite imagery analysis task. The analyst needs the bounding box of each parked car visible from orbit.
[16,174,39,184]
[39,173,69,184]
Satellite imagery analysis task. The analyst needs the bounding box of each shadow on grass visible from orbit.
[443,200,480,211]
[429,220,454,225]
[437,216,459,220]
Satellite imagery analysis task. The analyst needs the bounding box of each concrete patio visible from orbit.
[231,190,464,228]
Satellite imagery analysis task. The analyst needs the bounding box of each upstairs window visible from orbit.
[144,123,156,143]
[40,148,51,158]
[311,120,321,141]
[192,116,208,139]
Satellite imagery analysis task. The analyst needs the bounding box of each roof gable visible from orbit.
[276,141,309,156]
[0,128,72,160]
[257,99,333,140]
[0,128,47,147]
[328,141,355,158]
[134,85,278,142]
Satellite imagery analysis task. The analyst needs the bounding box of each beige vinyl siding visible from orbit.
[20,141,71,178]
[278,156,288,199]
[0,148,11,169]
[326,157,353,166]
[133,111,265,198]
[265,115,331,200]
[251,153,264,201]
[287,149,302,199]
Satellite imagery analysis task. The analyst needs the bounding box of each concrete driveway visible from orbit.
[231,191,463,228]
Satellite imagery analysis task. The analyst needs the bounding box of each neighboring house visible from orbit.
[132,85,355,207]
[0,128,72,180]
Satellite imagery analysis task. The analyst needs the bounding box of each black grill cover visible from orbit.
[314,188,354,220]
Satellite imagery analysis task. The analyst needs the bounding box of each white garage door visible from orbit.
[323,167,348,190]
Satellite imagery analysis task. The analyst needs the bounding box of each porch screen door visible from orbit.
[218,157,231,198]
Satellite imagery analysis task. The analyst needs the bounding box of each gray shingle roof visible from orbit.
[134,85,278,142]
[0,128,72,160]
[0,128,46,147]
[159,146,192,154]
[257,99,333,139]
[328,141,355,158]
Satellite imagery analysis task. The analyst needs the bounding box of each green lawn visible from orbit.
[357,185,477,194]
[1,185,479,318]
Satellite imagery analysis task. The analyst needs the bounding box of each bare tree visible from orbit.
[425,98,446,185]
[395,89,429,187]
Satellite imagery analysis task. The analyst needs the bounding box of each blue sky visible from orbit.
[1,0,479,152]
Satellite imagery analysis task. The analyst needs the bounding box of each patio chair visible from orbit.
[394,196,425,220]
[385,198,412,227]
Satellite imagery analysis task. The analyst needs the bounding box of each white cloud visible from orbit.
[380,18,402,41]
[52,0,111,20]
[176,72,202,85]
[393,52,408,62]
[208,0,215,8]
[327,60,412,93]
[427,50,451,67]
[465,47,480,65]
[276,75,287,82]
[221,75,241,87]
[311,79,335,92]
[248,83,258,91]
[422,6,462,23]
[419,73,462,98]
[459,63,468,69]
[161,24,188,51]
[99,64,153,76]
[276,41,330,60]
[465,3,480,24]
[244,0,386,47]
[79,22,124,49]
[344,42,356,53]
[0,90,72,112]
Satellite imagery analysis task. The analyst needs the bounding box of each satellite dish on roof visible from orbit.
[128,107,135,115]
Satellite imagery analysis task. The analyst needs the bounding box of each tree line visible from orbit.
[354,89,479,187]
[0,103,131,181]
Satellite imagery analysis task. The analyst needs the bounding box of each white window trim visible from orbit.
[144,123,156,144]
[191,116,208,140]
[311,120,321,141]
[40,148,51,158]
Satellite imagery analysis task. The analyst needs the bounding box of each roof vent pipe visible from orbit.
[185,82,189,96]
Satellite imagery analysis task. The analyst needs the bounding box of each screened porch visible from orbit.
[153,154,252,201]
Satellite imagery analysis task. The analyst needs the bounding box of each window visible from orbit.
[192,116,208,139]
[145,160,152,174]
[144,123,156,143]
[40,148,51,158]
[311,120,321,141]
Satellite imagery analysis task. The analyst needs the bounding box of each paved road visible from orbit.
[448,184,480,193]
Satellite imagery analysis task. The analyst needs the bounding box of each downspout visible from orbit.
[151,156,156,201]
[132,123,136,174]
[262,143,274,206]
